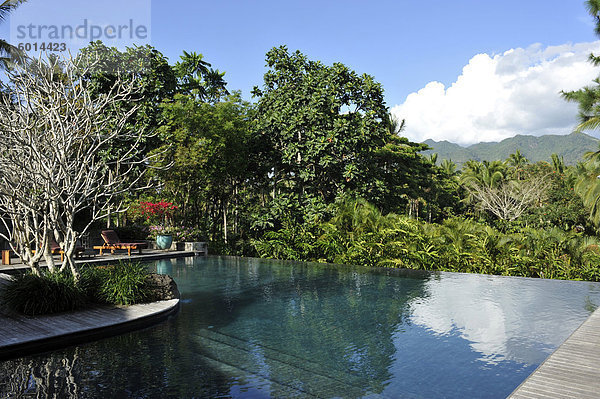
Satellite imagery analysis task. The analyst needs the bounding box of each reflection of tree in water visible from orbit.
[0,328,236,398]
[200,259,430,397]
[0,351,82,398]
[0,257,430,398]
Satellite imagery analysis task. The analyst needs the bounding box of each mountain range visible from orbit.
[421,132,600,166]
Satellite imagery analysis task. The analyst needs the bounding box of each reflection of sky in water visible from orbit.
[409,272,600,366]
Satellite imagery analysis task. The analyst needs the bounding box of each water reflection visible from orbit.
[1,257,599,398]
[155,259,173,275]
[409,273,600,365]
[0,257,427,398]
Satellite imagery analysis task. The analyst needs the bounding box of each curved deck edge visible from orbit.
[0,299,180,361]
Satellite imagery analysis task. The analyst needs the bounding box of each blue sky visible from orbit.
[4,0,600,144]
[149,0,597,106]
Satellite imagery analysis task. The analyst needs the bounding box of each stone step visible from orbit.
[194,328,373,398]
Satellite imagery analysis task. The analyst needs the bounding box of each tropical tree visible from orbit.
[251,46,390,207]
[508,150,528,169]
[461,159,550,221]
[426,153,438,165]
[251,46,438,225]
[440,159,458,177]
[0,0,27,69]
[562,0,600,132]
[0,55,157,278]
[573,144,600,225]
[153,92,256,244]
[77,42,178,136]
[173,50,228,102]
[461,160,507,189]
[519,162,588,231]
[551,153,565,174]
[386,113,405,135]
[466,176,551,221]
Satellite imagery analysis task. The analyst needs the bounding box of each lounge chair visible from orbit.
[50,239,84,261]
[93,229,148,256]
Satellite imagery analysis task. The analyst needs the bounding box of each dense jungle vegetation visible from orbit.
[77,12,600,281]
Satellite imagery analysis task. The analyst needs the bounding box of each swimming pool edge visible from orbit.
[0,298,180,361]
[508,305,600,398]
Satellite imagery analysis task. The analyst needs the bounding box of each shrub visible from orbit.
[91,261,150,306]
[1,271,86,316]
[78,266,107,303]
[1,262,156,315]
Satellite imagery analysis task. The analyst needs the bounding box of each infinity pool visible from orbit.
[1,256,600,398]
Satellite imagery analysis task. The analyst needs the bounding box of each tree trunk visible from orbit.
[223,199,228,244]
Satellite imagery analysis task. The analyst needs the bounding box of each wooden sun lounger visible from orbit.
[93,229,148,256]
[50,239,84,262]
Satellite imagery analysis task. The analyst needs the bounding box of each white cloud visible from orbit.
[408,272,599,366]
[391,41,600,145]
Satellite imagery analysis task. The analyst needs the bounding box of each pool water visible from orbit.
[1,256,600,398]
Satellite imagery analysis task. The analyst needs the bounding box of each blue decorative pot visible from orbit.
[156,234,173,250]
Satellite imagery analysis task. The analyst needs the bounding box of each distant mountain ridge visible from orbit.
[421,132,600,166]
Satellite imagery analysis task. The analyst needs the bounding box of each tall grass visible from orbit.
[91,261,150,305]
[1,271,86,316]
[1,261,152,315]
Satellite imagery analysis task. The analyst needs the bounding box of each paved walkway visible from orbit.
[509,306,600,398]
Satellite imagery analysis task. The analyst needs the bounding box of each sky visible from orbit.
[4,0,600,145]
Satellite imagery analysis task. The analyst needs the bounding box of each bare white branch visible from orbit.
[466,175,551,221]
[0,54,157,277]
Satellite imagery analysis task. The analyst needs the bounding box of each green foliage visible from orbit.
[78,41,177,137]
[173,50,229,102]
[461,160,507,189]
[251,46,389,203]
[84,262,150,306]
[253,198,600,281]
[0,0,27,70]
[152,92,256,242]
[519,163,589,231]
[561,2,600,132]
[253,218,321,261]
[250,46,443,230]
[1,271,86,315]
[0,262,154,315]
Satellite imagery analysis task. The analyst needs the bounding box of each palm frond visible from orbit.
[574,116,600,133]
[0,0,26,22]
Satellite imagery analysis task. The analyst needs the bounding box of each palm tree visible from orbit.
[507,150,528,179]
[551,153,565,174]
[0,0,27,69]
[507,150,528,168]
[586,0,600,36]
[440,159,457,177]
[562,1,600,132]
[427,153,438,165]
[174,51,228,101]
[573,144,600,225]
[386,113,405,136]
[461,160,506,188]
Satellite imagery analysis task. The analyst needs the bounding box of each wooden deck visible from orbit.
[509,306,600,398]
[0,249,202,274]
[0,274,179,360]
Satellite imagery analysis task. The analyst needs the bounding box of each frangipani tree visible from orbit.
[0,54,158,279]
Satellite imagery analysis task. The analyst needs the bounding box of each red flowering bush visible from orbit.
[139,201,178,227]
